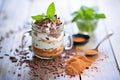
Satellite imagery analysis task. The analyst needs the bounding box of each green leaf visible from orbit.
[95,14,106,19]
[31,15,46,21]
[46,2,55,18]
[72,14,81,22]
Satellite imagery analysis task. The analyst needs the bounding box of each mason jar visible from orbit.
[31,22,65,59]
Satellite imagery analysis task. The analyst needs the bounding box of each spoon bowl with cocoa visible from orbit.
[85,31,113,56]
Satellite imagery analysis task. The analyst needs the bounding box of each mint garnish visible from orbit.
[72,6,106,22]
[31,2,55,22]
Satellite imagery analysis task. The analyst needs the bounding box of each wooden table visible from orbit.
[0,0,120,80]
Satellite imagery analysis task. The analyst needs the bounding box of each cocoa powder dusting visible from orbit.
[65,55,94,76]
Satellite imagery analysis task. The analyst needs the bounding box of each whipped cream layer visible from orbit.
[32,31,64,49]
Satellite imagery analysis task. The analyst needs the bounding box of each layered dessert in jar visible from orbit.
[32,15,64,59]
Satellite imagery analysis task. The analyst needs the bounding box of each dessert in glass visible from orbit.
[32,15,64,59]
[21,2,72,59]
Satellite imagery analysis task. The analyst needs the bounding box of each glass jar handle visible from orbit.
[64,32,73,50]
[21,31,31,49]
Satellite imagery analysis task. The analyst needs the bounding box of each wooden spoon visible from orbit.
[85,32,113,56]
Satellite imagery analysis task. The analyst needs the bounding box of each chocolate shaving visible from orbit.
[0,56,3,59]
[15,49,19,53]
[0,46,2,49]
[9,56,18,62]
[0,36,4,42]
[4,54,9,56]
[13,72,15,74]
[46,37,49,40]
[18,74,21,77]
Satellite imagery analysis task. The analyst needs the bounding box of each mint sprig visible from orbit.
[31,2,55,22]
[72,6,106,22]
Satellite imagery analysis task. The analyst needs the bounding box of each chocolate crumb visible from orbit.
[24,52,29,55]
[34,74,38,77]
[18,74,21,77]
[61,74,63,76]
[0,56,3,59]
[13,72,15,74]
[15,49,19,53]
[0,36,4,42]
[4,54,9,56]
[9,56,18,62]
[46,37,49,40]
[57,74,60,77]
[0,46,2,49]
[21,56,26,59]
[19,67,21,70]
[33,32,37,36]
[54,76,56,79]
[86,67,89,69]
[27,56,30,58]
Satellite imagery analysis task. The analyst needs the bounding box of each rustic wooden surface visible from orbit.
[0,0,120,80]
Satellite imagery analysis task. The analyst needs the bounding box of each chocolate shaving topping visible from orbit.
[34,15,62,38]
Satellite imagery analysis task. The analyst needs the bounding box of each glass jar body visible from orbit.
[76,19,98,35]
[31,24,64,59]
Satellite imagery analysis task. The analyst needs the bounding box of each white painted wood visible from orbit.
[98,0,120,70]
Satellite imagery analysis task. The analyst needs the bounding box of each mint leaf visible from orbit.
[31,15,46,21]
[31,2,56,22]
[72,14,82,22]
[95,14,106,19]
[46,2,55,18]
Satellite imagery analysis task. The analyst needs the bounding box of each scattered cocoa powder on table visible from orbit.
[65,55,94,76]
